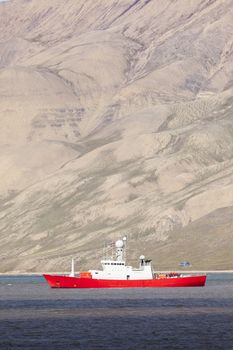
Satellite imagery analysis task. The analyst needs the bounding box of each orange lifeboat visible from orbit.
[80,271,92,279]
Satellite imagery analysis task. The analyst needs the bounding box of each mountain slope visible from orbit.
[0,0,233,272]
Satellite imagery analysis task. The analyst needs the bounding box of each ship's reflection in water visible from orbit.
[0,274,232,349]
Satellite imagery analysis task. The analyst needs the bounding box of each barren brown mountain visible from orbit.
[0,0,233,272]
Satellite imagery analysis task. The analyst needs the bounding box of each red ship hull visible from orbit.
[43,274,206,288]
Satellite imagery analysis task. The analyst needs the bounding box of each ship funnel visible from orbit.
[69,258,75,277]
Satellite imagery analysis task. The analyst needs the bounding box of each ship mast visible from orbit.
[115,236,127,261]
[69,258,75,277]
[123,236,127,261]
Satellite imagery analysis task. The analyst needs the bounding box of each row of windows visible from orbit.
[104,262,125,266]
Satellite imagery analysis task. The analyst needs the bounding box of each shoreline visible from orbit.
[0,270,233,276]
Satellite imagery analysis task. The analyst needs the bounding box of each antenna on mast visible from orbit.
[123,236,127,261]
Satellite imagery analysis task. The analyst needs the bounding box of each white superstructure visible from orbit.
[89,238,153,280]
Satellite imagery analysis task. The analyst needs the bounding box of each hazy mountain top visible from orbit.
[0,0,233,272]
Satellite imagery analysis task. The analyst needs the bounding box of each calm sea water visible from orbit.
[0,274,232,350]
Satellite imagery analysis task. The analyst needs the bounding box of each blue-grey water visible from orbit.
[0,274,232,350]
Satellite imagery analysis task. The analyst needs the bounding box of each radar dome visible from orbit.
[115,240,124,248]
[140,255,145,260]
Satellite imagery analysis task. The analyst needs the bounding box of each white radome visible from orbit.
[115,240,124,248]
[140,255,145,260]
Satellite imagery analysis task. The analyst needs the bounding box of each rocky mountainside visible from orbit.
[0,0,233,272]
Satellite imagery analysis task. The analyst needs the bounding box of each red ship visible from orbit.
[43,237,206,288]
